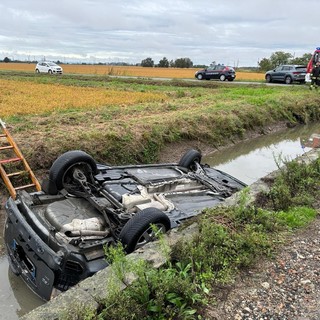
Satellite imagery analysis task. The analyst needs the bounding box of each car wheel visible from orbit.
[265,74,272,83]
[119,208,171,253]
[178,149,202,171]
[35,69,40,74]
[48,70,53,74]
[47,150,98,194]
[285,76,292,84]
[197,73,203,80]
[219,74,226,81]
[228,78,234,82]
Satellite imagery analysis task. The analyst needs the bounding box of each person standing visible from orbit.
[310,61,320,89]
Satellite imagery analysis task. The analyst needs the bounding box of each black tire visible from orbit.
[35,69,40,74]
[119,208,171,253]
[228,78,234,81]
[219,74,226,81]
[285,76,292,84]
[48,70,53,74]
[47,150,98,194]
[265,74,272,83]
[178,149,202,171]
[197,73,203,80]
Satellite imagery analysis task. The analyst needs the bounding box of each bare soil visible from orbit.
[204,215,320,320]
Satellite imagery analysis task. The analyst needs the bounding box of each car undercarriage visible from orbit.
[4,149,245,300]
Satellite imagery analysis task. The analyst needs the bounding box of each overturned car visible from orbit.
[4,149,245,300]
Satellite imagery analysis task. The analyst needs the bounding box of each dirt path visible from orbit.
[204,214,320,320]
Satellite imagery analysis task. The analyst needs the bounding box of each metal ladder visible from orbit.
[0,119,41,199]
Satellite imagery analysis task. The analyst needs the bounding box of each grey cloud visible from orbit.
[0,0,319,65]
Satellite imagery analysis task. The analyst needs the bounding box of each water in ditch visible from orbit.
[0,122,319,319]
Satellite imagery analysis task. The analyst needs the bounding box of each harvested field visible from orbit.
[0,79,167,116]
[0,62,265,81]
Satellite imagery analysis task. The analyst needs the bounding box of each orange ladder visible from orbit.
[0,119,41,199]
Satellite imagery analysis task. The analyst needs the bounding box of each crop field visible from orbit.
[0,69,317,168]
[0,62,265,81]
[0,79,167,117]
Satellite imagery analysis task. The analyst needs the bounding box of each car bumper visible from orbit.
[4,198,62,300]
[4,196,109,300]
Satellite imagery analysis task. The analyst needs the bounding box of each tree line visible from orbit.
[141,57,194,68]
[2,51,313,70]
[258,51,312,71]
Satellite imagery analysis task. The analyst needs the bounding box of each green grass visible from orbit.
[1,71,320,169]
[60,157,320,320]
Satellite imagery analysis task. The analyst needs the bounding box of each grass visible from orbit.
[0,71,319,171]
[61,157,320,320]
[1,70,319,318]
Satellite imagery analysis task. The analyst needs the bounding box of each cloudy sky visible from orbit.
[0,0,319,66]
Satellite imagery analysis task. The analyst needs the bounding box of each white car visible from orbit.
[35,62,63,74]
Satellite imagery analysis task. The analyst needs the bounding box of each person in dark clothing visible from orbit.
[310,61,320,89]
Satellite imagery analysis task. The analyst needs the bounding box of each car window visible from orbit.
[296,66,306,71]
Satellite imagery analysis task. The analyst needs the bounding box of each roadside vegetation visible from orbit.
[0,71,319,175]
[60,156,320,320]
[0,70,319,319]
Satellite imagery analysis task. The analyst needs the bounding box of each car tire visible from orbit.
[265,74,272,83]
[48,70,53,74]
[119,208,171,253]
[197,73,203,80]
[47,150,98,194]
[35,69,40,74]
[285,76,292,84]
[178,149,202,171]
[228,78,234,82]
[219,74,226,81]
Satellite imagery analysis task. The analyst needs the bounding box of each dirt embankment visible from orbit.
[157,122,289,163]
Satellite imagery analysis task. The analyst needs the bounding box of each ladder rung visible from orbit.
[0,146,13,151]
[15,183,36,191]
[7,171,27,177]
[0,157,21,164]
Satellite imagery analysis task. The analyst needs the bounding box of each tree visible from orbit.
[3,57,11,63]
[291,53,312,65]
[173,57,193,68]
[270,51,293,68]
[158,57,169,68]
[141,57,154,67]
[258,58,273,71]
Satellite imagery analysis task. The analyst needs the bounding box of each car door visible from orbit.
[39,62,48,73]
[211,65,222,79]
[280,66,291,81]
[272,66,285,81]
[204,67,215,79]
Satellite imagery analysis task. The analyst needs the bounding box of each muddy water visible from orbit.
[0,123,319,319]
[203,123,320,184]
[0,214,44,320]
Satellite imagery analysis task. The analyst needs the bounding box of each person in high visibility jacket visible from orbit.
[310,61,320,89]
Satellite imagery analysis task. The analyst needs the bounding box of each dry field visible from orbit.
[0,79,167,117]
[0,62,265,81]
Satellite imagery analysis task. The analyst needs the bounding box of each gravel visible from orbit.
[205,215,320,320]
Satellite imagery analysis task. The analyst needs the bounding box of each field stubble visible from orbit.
[0,70,319,171]
[0,62,265,80]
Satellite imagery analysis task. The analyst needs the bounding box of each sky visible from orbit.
[0,0,319,67]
